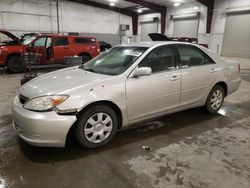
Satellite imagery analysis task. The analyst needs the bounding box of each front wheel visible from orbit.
[7,56,25,73]
[205,85,225,114]
[75,105,118,148]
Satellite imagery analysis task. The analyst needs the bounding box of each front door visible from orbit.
[33,36,48,64]
[126,45,181,122]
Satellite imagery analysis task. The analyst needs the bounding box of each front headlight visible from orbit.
[23,95,68,112]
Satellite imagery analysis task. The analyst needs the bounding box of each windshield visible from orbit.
[23,36,37,45]
[82,46,148,75]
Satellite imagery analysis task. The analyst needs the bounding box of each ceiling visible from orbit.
[145,0,196,7]
[86,0,197,9]
[88,0,137,9]
[71,0,198,14]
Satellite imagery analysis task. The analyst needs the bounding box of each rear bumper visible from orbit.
[12,96,77,147]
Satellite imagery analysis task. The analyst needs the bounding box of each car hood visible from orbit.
[19,67,112,98]
[148,33,169,41]
[0,30,21,44]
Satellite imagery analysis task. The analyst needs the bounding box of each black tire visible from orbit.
[79,53,91,64]
[7,56,25,73]
[205,85,225,114]
[75,105,118,148]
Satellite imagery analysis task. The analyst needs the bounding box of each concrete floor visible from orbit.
[0,60,250,188]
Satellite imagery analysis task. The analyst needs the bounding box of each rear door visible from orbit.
[74,37,99,57]
[126,45,181,122]
[53,37,73,63]
[176,44,220,108]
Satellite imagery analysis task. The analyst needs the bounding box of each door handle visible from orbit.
[64,47,69,49]
[170,75,180,81]
[210,68,217,73]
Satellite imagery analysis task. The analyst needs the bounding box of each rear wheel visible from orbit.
[7,56,25,73]
[205,85,225,114]
[75,105,118,148]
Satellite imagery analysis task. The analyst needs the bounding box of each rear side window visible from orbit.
[54,37,68,46]
[75,38,96,45]
[177,45,215,68]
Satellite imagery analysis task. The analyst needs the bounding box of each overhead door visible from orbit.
[222,13,250,58]
[140,22,158,41]
[173,19,199,38]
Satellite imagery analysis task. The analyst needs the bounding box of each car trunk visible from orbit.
[148,33,170,41]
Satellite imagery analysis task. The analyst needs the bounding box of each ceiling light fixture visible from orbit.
[110,2,115,6]
[194,6,199,10]
[137,8,143,13]
[174,2,181,7]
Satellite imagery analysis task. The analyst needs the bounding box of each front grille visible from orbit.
[19,94,29,104]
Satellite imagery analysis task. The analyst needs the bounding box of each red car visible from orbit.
[0,30,100,73]
[0,30,25,72]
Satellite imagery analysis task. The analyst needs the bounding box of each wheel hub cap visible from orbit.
[95,124,103,131]
[210,90,223,110]
[84,112,113,144]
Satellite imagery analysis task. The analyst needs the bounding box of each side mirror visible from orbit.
[133,67,152,77]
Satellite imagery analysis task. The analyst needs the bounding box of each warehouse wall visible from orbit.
[165,2,208,44]
[138,2,208,44]
[138,13,161,41]
[210,0,250,55]
[0,0,132,45]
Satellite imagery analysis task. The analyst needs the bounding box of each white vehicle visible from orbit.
[12,42,241,148]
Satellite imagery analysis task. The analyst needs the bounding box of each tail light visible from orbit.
[97,48,100,53]
[238,64,240,73]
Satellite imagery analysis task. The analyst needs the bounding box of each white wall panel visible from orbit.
[138,13,161,42]
[210,0,250,55]
[173,19,199,38]
[222,13,250,58]
[0,0,132,39]
[2,13,24,31]
[140,22,158,41]
[166,2,207,41]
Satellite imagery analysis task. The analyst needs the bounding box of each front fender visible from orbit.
[56,76,129,126]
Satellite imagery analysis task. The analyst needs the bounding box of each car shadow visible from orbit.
[18,107,233,163]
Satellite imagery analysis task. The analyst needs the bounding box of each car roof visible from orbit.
[118,41,199,48]
[36,33,96,39]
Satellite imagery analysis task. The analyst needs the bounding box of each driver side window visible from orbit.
[139,45,176,73]
[34,37,46,47]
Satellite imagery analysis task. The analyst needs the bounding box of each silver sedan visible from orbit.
[12,42,241,148]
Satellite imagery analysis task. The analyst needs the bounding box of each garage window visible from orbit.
[177,45,215,68]
[139,45,176,73]
[54,37,69,46]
